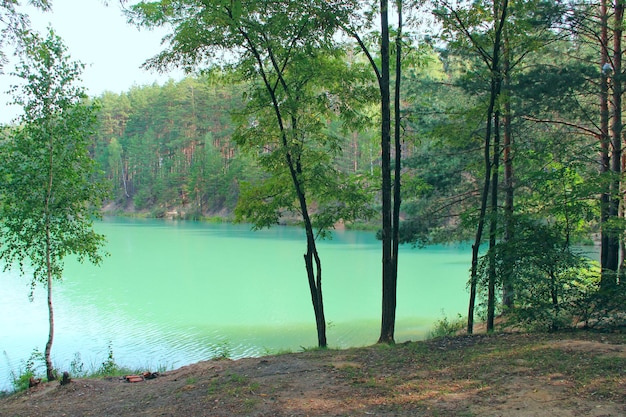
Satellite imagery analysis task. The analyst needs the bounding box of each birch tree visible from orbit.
[0,28,108,380]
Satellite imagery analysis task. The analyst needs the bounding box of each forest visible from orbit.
[2,0,626,380]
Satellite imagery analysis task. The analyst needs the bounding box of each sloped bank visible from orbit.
[0,331,624,416]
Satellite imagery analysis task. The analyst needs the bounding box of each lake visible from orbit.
[0,217,471,390]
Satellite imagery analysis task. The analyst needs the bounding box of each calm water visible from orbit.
[0,218,470,389]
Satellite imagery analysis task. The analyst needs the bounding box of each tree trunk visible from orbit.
[599,0,613,289]
[550,271,559,331]
[44,126,56,381]
[468,0,508,334]
[621,153,626,274]
[386,0,403,345]
[239,27,328,348]
[392,1,402,298]
[45,230,56,381]
[609,0,623,284]
[487,0,507,333]
[468,114,493,334]
[379,0,395,344]
[487,109,501,332]
[502,38,515,309]
[122,155,130,198]
[45,268,55,381]
[303,233,327,348]
[291,146,326,347]
[44,195,55,381]
[292,142,327,348]
[352,132,359,173]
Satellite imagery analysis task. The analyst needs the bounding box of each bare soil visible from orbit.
[1,331,625,416]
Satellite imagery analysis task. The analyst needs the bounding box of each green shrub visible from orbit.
[212,340,232,360]
[428,313,465,339]
[8,349,46,392]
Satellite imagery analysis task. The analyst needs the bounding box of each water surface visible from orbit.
[0,218,470,389]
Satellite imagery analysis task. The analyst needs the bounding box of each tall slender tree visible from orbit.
[569,0,626,289]
[378,0,395,343]
[435,0,509,333]
[129,0,372,348]
[598,0,612,288]
[607,0,623,286]
[0,28,108,380]
[390,0,404,343]
[334,0,404,344]
[502,36,514,309]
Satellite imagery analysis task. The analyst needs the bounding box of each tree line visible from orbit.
[93,77,379,218]
[93,78,249,217]
[2,0,626,380]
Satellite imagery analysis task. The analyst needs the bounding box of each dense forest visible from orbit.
[3,0,626,358]
[93,78,251,218]
[93,76,383,219]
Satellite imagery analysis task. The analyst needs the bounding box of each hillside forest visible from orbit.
[2,0,626,363]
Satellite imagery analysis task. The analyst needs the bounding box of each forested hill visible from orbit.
[93,77,247,218]
[92,76,380,219]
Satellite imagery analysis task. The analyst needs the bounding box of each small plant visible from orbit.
[7,349,46,392]
[243,397,258,411]
[69,352,85,377]
[428,313,465,339]
[155,362,172,374]
[92,342,131,377]
[212,340,232,360]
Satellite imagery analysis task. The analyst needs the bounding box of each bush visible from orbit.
[477,219,600,332]
[8,349,46,392]
[573,281,626,330]
[428,313,465,339]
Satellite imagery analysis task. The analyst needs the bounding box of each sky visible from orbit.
[0,0,183,124]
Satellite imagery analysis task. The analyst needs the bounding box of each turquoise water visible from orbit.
[0,218,470,389]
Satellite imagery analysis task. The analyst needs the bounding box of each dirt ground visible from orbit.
[1,331,625,417]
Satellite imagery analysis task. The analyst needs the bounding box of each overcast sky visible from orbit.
[0,0,183,124]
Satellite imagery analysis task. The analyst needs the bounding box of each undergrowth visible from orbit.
[428,312,466,339]
[2,342,170,395]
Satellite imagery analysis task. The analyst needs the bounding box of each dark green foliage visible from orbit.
[397,0,622,332]
[576,284,626,329]
[96,342,119,376]
[478,219,593,331]
[400,136,482,246]
[428,313,466,339]
[91,77,253,216]
[400,70,485,246]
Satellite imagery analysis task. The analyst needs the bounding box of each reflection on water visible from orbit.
[0,218,470,390]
